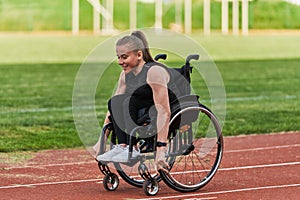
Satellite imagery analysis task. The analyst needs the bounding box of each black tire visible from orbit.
[160,104,223,192]
[143,179,159,196]
[114,162,145,188]
[103,173,119,191]
[113,154,161,188]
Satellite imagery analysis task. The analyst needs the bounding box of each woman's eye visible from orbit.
[117,54,129,60]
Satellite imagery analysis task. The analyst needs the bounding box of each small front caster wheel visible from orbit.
[143,179,159,196]
[103,173,119,191]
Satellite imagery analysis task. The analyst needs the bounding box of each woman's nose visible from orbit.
[118,58,123,65]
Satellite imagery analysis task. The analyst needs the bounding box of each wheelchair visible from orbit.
[97,54,223,196]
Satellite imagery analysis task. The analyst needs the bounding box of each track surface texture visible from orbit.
[0,132,299,200]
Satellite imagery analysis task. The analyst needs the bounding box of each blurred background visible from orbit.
[0,0,300,32]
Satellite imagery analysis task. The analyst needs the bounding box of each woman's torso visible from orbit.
[125,62,179,108]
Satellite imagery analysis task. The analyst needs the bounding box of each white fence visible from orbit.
[72,0,250,35]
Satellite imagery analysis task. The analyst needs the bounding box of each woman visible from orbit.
[96,31,179,172]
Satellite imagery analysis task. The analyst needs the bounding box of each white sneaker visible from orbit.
[96,145,124,162]
[111,146,141,163]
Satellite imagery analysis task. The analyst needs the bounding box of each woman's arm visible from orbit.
[115,71,126,95]
[147,65,171,172]
[103,71,126,125]
[104,71,126,118]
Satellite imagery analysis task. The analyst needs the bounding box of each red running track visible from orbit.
[0,132,299,200]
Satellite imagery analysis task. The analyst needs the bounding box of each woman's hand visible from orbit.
[155,146,169,173]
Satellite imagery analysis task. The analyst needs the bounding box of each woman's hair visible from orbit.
[116,31,154,63]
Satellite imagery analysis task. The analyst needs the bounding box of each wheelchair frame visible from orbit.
[97,54,224,196]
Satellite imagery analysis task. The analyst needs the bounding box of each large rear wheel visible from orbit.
[160,105,223,192]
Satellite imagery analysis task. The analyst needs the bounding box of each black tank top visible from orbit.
[125,62,179,108]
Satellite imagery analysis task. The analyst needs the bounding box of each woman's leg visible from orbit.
[97,95,146,162]
[109,95,128,144]
[125,96,156,145]
[109,95,143,145]
[123,96,138,145]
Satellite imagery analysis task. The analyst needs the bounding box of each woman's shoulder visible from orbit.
[146,62,170,83]
[146,62,168,73]
[145,61,166,68]
[145,61,169,72]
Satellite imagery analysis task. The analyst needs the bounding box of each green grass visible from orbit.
[1,59,300,152]
[0,63,82,152]
[253,0,300,29]
[219,59,300,135]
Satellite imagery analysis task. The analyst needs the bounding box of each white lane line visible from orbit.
[0,178,101,189]
[166,161,300,176]
[225,144,300,153]
[184,197,217,200]
[136,183,300,200]
[1,161,299,190]
[0,105,107,114]
[2,161,95,170]
[2,143,298,170]
[219,161,300,171]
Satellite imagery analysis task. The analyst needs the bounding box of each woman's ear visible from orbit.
[137,50,143,60]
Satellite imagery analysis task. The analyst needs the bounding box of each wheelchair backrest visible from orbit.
[170,67,191,97]
[155,54,199,97]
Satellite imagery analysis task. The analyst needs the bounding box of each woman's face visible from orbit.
[116,45,143,74]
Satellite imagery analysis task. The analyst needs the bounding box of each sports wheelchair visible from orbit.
[97,54,223,196]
